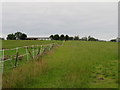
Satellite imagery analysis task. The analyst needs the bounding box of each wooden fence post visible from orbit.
[26,46,28,61]
[40,45,42,54]
[27,48,34,60]
[35,45,39,55]
[37,47,40,55]
[32,45,35,59]
[14,48,19,67]
[49,44,52,50]
[2,49,4,62]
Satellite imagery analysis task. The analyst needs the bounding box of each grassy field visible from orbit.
[2,40,118,88]
[2,40,61,49]
[2,40,62,71]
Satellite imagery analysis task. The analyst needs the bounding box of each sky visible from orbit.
[1,2,118,40]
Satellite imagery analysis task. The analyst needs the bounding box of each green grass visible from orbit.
[2,41,118,88]
[2,40,61,49]
[2,40,62,71]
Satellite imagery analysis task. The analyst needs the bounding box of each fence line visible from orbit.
[0,43,55,51]
[1,43,60,69]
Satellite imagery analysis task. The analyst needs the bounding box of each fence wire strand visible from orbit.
[1,43,61,69]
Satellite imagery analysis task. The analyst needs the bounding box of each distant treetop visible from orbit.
[7,32,27,40]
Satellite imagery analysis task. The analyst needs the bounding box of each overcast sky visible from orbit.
[2,2,118,40]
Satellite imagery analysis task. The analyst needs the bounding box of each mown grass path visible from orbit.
[26,41,118,88]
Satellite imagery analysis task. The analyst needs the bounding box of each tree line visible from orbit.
[7,32,27,40]
[3,32,119,42]
[50,34,74,40]
[50,34,99,41]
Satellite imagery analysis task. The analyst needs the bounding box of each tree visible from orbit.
[69,37,74,40]
[74,36,79,40]
[49,34,75,40]
[116,37,120,42]
[7,32,27,40]
[50,35,54,40]
[15,32,23,40]
[0,37,4,40]
[65,35,69,40]
[7,33,16,40]
[60,34,65,41]
[88,36,91,40]
[81,37,87,41]
[88,36,98,41]
[53,34,59,40]
[20,33,27,40]
[110,39,116,42]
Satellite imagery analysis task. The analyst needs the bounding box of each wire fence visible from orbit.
[0,43,59,70]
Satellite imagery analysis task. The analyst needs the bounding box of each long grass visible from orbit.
[2,41,118,88]
[2,40,62,71]
[2,46,55,88]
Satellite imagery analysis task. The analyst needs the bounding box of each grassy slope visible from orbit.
[23,41,118,88]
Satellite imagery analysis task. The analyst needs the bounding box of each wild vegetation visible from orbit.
[2,40,118,88]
